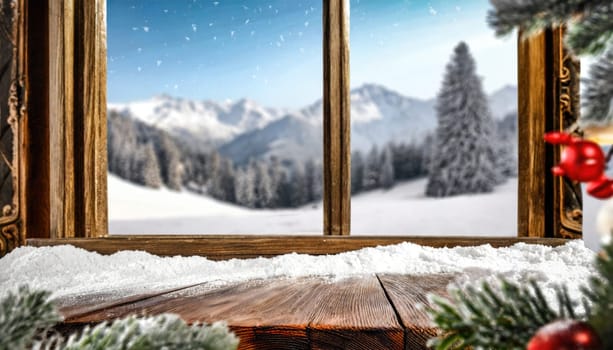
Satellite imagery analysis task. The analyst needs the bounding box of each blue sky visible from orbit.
[107,0,517,107]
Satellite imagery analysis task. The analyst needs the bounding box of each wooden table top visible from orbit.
[56,274,456,350]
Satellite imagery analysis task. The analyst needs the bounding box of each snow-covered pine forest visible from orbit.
[107,85,518,210]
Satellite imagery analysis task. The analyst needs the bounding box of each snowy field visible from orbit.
[108,174,518,236]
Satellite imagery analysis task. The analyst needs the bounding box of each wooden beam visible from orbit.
[49,0,75,238]
[517,29,553,238]
[28,236,569,260]
[322,0,351,235]
[72,0,108,238]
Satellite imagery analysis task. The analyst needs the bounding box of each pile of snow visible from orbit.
[0,241,596,307]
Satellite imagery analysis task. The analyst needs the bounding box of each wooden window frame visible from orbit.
[0,0,579,258]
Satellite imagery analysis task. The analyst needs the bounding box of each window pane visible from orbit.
[107,0,323,234]
[349,0,517,236]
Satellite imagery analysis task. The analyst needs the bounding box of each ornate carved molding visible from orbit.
[0,0,25,257]
[557,46,583,239]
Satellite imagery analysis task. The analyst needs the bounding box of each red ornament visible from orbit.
[587,175,613,199]
[544,132,605,182]
[526,320,602,350]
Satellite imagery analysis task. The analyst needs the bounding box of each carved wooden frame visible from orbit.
[0,1,582,258]
[0,0,26,257]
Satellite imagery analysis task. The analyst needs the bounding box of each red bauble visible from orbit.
[587,175,613,199]
[544,132,605,182]
[526,320,602,350]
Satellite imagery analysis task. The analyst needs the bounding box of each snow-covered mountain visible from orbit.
[108,95,288,149]
[110,84,517,163]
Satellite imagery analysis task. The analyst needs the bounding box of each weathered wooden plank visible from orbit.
[378,274,456,350]
[64,278,332,349]
[28,236,569,260]
[518,30,548,238]
[309,275,404,350]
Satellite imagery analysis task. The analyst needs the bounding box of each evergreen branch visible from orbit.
[43,315,239,350]
[427,278,580,350]
[0,286,62,350]
[566,3,613,55]
[583,241,613,349]
[487,0,610,37]
[580,46,613,126]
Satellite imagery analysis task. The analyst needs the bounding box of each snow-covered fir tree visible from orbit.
[379,146,395,189]
[426,42,501,197]
[138,142,163,188]
[362,145,380,191]
[351,150,365,194]
[304,158,323,202]
[254,160,275,208]
[235,166,256,208]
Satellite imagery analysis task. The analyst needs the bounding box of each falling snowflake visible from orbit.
[245,19,250,24]
[209,22,214,26]
[250,30,255,36]
[230,30,235,37]
[279,34,284,42]
[213,1,219,6]
[137,66,142,72]
[185,36,191,41]
[156,60,162,67]
[455,6,461,12]
[132,27,139,31]
[429,5,437,16]
[192,24,197,32]
[304,21,309,27]
[143,26,150,32]
[163,9,168,13]
[137,47,143,52]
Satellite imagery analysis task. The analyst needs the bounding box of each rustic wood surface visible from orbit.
[56,274,477,349]
[518,30,549,238]
[309,276,404,350]
[379,274,456,350]
[29,236,569,260]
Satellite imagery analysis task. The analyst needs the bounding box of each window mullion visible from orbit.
[322,0,350,236]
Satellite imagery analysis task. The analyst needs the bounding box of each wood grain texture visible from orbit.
[308,276,403,350]
[27,236,569,260]
[60,276,421,349]
[518,30,549,238]
[67,278,330,349]
[378,274,456,350]
[517,27,582,238]
[49,0,75,238]
[74,0,107,238]
[323,0,350,236]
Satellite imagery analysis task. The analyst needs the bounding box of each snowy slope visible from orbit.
[109,173,517,236]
